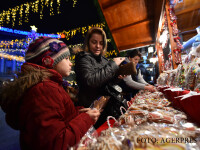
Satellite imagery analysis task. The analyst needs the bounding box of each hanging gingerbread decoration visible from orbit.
[173,48,182,64]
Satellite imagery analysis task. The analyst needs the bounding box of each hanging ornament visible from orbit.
[168,53,172,69]
[165,60,170,70]
[172,26,179,36]
[161,63,165,72]
[173,48,182,64]
[173,36,183,49]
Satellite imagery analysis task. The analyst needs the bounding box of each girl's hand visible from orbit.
[79,108,91,113]
[86,109,100,123]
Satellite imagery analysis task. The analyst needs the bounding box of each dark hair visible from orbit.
[128,50,142,59]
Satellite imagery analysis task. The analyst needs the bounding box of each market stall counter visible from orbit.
[157,86,200,125]
[74,90,200,150]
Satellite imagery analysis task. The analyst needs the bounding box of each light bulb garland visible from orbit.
[0,23,107,50]
[57,0,61,14]
[0,48,117,63]
[57,22,106,40]
[0,52,25,62]
[45,0,50,7]
[50,0,54,16]
[19,5,23,25]
[0,0,78,27]
[73,0,77,7]
[40,0,44,19]
[24,3,30,23]
[6,9,11,24]
[0,48,26,53]
[0,21,118,62]
[11,6,18,27]
[105,50,118,58]
[0,39,28,49]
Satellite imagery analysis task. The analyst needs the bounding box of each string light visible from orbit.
[40,0,44,19]
[0,11,4,26]
[57,0,61,14]
[50,0,54,16]
[81,27,87,34]
[105,50,118,58]
[19,5,23,25]
[35,0,39,13]
[24,3,30,23]
[68,43,83,48]
[6,9,11,24]
[45,0,50,7]
[0,39,28,49]
[0,52,25,62]
[57,22,106,40]
[31,2,35,13]
[0,0,77,27]
[11,6,19,27]
[0,41,116,62]
[0,48,26,53]
[73,0,77,7]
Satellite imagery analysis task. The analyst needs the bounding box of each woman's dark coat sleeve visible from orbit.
[75,55,119,88]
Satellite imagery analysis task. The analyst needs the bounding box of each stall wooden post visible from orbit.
[165,0,182,69]
[156,7,165,74]
[156,43,164,74]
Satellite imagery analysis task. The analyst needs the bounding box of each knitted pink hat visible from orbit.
[25,36,70,68]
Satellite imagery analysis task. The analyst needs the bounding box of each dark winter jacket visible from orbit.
[74,51,119,107]
[0,63,94,150]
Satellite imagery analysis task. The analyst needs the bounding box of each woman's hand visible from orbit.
[86,109,100,123]
[113,57,125,66]
[118,75,127,79]
[144,85,156,92]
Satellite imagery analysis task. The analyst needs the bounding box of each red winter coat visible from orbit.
[12,64,94,150]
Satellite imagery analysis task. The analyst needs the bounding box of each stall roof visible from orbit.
[98,0,200,52]
[174,0,200,42]
[97,0,163,52]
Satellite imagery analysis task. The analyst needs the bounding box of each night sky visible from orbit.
[0,0,102,34]
[0,0,116,53]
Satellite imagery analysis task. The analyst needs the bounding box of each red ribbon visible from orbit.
[174,36,181,41]
[173,48,181,53]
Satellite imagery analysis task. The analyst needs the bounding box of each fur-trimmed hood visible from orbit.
[0,62,63,129]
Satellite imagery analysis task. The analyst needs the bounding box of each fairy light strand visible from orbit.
[19,5,23,25]
[35,0,39,13]
[45,0,50,7]
[40,0,44,19]
[57,22,106,40]
[24,3,30,23]
[50,0,54,16]
[73,0,77,7]
[0,0,78,27]
[57,0,61,14]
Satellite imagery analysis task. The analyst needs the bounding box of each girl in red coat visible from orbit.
[0,37,100,150]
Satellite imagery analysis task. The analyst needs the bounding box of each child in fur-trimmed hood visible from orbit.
[0,36,100,150]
